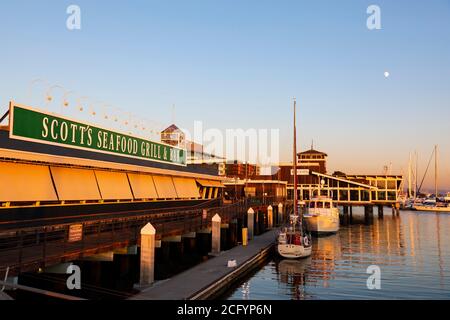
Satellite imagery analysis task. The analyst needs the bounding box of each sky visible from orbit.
[0,0,449,191]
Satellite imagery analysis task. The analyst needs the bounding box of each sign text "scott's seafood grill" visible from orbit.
[9,103,186,166]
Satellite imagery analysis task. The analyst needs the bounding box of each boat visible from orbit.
[412,145,450,212]
[304,196,340,235]
[277,214,312,259]
[276,98,312,259]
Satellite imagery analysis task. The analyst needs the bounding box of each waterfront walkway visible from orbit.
[131,229,278,300]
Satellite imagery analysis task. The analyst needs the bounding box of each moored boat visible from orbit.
[277,214,312,259]
[304,196,339,235]
[276,97,312,259]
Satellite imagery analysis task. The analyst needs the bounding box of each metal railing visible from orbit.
[0,199,255,279]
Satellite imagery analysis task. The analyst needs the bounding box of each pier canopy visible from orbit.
[0,162,58,202]
[291,171,403,205]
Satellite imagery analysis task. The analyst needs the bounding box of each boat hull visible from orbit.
[413,205,450,212]
[276,244,312,259]
[304,215,339,234]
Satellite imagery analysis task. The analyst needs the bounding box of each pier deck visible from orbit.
[131,229,278,300]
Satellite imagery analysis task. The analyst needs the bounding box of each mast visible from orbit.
[408,152,412,198]
[435,145,438,198]
[293,98,298,217]
[415,151,418,199]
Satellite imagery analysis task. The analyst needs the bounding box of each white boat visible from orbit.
[277,214,312,259]
[413,205,450,212]
[304,197,340,234]
[413,198,450,212]
[276,98,312,259]
[412,145,450,213]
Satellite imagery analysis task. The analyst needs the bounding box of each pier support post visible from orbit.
[247,208,254,240]
[378,205,384,219]
[364,206,374,225]
[278,203,283,225]
[267,205,273,229]
[343,206,349,215]
[211,214,221,255]
[349,206,353,222]
[139,223,156,286]
[395,203,400,216]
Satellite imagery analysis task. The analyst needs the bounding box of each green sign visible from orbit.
[9,103,187,166]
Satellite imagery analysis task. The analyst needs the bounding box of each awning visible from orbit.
[196,179,224,188]
[173,177,200,199]
[95,170,133,200]
[0,162,58,202]
[152,175,178,199]
[50,167,101,201]
[127,173,159,199]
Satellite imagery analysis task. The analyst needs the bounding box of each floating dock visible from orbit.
[131,229,278,300]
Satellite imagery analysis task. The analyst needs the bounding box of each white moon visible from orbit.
[384,71,390,78]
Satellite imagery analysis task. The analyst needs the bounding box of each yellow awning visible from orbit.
[172,177,200,199]
[0,162,58,202]
[127,173,159,199]
[95,170,133,200]
[152,175,178,199]
[50,167,101,201]
[196,179,224,188]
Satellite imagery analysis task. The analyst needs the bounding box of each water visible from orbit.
[225,208,450,300]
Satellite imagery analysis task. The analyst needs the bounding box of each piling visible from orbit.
[267,205,273,229]
[139,223,156,286]
[211,214,221,255]
[364,206,374,225]
[378,205,384,219]
[247,208,254,240]
[278,203,283,225]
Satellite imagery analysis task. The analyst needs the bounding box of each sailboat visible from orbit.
[276,98,313,259]
[413,145,450,212]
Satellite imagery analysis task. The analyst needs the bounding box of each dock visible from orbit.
[131,229,278,300]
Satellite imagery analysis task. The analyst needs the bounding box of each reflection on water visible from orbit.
[225,209,450,300]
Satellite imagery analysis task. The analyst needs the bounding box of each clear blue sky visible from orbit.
[0,0,449,190]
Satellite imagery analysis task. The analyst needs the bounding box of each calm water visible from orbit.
[225,208,450,300]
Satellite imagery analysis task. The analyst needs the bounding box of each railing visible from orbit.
[0,199,250,278]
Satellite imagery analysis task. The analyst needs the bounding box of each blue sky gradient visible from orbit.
[0,0,449,190]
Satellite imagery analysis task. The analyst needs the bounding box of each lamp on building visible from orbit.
[62,90,75,108]
[76,96,90,112]
[45,85,65,103]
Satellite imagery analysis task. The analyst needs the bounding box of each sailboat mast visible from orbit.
[408,152,412,198]
[415,151,418,199]
[435,145,438,198]
[293,98,298,217]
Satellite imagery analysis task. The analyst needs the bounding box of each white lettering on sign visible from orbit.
[291,169,310,176]
[68,224,83,243]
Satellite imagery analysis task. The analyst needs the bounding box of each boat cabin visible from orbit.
[309,198,337,209]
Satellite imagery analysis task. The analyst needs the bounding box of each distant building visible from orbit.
[225,161,259,180]
[160,124,226,175]
[160,124,185,147]
[257,146,403,204]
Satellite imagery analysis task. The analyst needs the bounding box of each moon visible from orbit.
[384,71,390,78]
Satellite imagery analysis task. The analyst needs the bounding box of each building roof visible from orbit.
[161,124,182,133]
[298,149,328,156]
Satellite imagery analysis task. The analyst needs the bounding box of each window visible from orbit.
[325,202,331,208]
